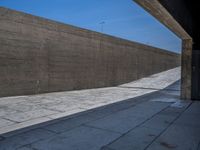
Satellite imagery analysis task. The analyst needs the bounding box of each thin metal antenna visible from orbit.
[99,21,105,33]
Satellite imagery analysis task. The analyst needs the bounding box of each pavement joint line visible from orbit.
[103,102,172,148]
[39,99,150,135]
[143,101,193,150]
[42,109,125,134]
[1,125,44,138]
[25,123,119,149]
[38,127,59,134]
[41,107,65,113]
[82,124,122,135]
[1,117,21,123]
[1,113,62,131]
[84,93,154,120]
[16,139,44,150]
[118,86,180,91]
[101,146,116,150]
[40,123,83,134]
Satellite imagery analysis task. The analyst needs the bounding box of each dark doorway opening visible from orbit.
[192,50,200,100]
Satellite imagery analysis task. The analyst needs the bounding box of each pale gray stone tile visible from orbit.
[4,109,58,122]
[0,118,15,128]
[6,102,42,112]
[0,106,19,117]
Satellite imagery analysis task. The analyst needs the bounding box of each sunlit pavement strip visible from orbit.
[0,67,180,135]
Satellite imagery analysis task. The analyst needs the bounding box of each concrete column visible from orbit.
[181,39,193,100]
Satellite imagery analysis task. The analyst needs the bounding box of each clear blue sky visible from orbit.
[0,0,181,53]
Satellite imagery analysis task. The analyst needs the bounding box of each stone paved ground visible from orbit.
[0,67,180,135]
[0,81,199,150]
[1,67,199,150]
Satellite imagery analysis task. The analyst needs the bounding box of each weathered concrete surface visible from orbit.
[0,67,180,135]
[0,7,180,97]
[0,70,199,150]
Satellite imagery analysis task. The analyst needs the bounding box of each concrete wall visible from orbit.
[0,7,181,97]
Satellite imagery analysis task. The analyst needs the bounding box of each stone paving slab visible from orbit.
[141,114,177,131]
[86,113,146,134]
[23,126,121,150]
[86,101,170,134]
[0,118,15,128]
[42,111,103,133]
[0,128,56,150]
[0,67,181,135]
[146,124,200,150]
[0,117,52,138]
[105,126,161,150]
[3,108,59,123]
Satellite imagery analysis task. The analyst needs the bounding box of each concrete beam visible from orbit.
[133,0,191,40]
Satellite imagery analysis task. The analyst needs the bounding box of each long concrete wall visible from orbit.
[0,7,181,97]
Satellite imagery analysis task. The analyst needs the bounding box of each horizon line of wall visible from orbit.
[0,7,181,97]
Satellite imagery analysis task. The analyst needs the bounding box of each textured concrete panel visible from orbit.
[0,7,180,97]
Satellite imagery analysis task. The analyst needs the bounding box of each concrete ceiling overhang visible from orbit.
[133,0,192,40]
